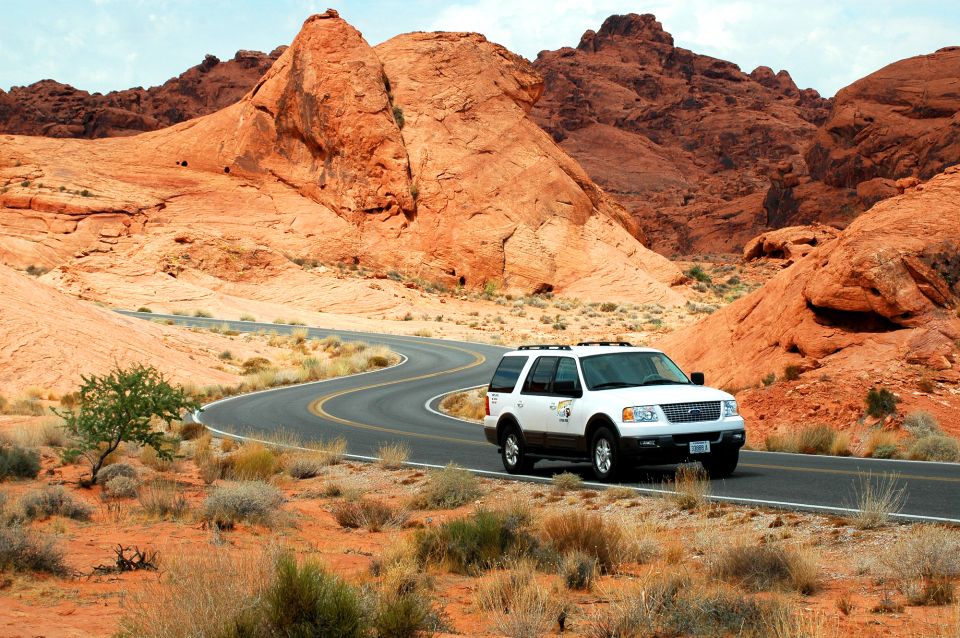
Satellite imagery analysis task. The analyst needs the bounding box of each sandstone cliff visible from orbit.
[0,11,683,305]
[764,47,960,229]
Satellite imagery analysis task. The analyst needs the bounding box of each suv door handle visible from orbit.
[549,404,556,410]
[516,401,523,408]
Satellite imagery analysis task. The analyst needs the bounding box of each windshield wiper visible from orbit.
[639,379,689,386]
[591,382,638,390]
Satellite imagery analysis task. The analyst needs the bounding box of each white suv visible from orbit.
[482,342,745,480]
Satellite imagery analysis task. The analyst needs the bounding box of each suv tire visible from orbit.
[702,449,739,478]
[590,426,620,481]
[500,425,533,474]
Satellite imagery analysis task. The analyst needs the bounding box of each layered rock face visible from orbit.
[0,49,283,138]
[0,11,683,305]
[764,47,960,228]
[531,13,831,255]
[658,169,960,393]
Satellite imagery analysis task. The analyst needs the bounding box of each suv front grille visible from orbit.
[660,401,721,423]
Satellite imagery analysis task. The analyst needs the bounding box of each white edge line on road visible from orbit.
[423,385,486,424]
[745,448,960,468]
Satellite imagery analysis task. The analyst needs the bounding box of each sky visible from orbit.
[1,1,957,97]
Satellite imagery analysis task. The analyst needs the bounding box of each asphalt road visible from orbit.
[121,311,960,523]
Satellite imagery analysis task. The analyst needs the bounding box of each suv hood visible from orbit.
[596,384,733,405]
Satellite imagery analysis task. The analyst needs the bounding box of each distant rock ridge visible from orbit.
[531,12,832,255]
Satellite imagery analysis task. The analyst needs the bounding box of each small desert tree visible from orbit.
[55,364,200,485]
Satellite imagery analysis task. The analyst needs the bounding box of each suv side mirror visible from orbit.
[691,372,705,386]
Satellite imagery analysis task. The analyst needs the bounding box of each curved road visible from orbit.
[121,311,960,523]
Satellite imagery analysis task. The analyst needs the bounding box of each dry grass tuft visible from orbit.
[410,463,482,509]
[551,471,583,492]
[331,498,409,532]
[19,486,92,521]
[229,443,280,480]
[10,416,67,448]
[477,563,561,638]
[439,387,487,422]
[202,481,285,529]
[849,471,905,529]
[117,546,276,638]
[0,525,67,575]
[710,542,819,594]
[672,464,710,510]
[138,479,189,519]
[541,511,625,574]
[885,525,960,606]
[376,442,410,469]
[863,430,900,459]
[285,452,328,479]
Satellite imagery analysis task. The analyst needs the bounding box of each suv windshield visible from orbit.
[580,352,689,390]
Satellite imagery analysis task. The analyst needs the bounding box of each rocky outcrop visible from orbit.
[0,11,684,305]
[763,47,960,228]
[531,13,832,255]
[0,48,284,138]
[742,224,839,262]
[658,167,960,392]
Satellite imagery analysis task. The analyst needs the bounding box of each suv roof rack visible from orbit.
[576,341,634,347]
[517,344,572,350]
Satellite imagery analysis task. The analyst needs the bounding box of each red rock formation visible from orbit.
[0,48,284,138]
[742,224,839,262]
[531,13,831,255]
[763,47,960,228]
[0,11,684,305]
[658,167,960,431]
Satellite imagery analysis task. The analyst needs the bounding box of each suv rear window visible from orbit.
[489,356,528,393]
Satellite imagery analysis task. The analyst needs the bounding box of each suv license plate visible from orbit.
[689,441,711,454]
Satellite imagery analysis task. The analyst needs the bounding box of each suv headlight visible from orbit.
[723,400,738,417]
[623,406,658,423]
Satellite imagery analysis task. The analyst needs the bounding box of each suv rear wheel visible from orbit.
[702,449,739,478]
[500,425,533,474]
[590,426,620,481]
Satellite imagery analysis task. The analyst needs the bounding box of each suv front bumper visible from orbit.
[619,428,745,463]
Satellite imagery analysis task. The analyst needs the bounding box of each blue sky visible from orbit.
[1,1,956,97]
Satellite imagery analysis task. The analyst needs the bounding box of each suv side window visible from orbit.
[489,356,529,393]
[522,356,558,394]
[551,357,581,395]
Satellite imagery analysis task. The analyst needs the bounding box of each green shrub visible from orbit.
[0,525,66,574]
[783,365,802,381]
[414,508,537,574]
[410,464,481,509]
[685,264,712,283]
[0,445,41,480]
[762,372,776,387]
[137,307,153,313]
[19,486,92,521]
[203,481,284,529]
[266,554,367,638]
[54,364,199,484]
[908,435,960,462]
[392,105,405,129]
[866,387,899,418]
[372,592,435,638]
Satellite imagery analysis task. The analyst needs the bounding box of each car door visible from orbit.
[543,356,585,451]
[518,356,558,450]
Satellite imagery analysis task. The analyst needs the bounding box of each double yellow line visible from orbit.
[308,337,490,446]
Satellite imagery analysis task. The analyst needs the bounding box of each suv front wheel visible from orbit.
[702,449,739,478]
[591,426,620,481]
[500,425,533,474]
